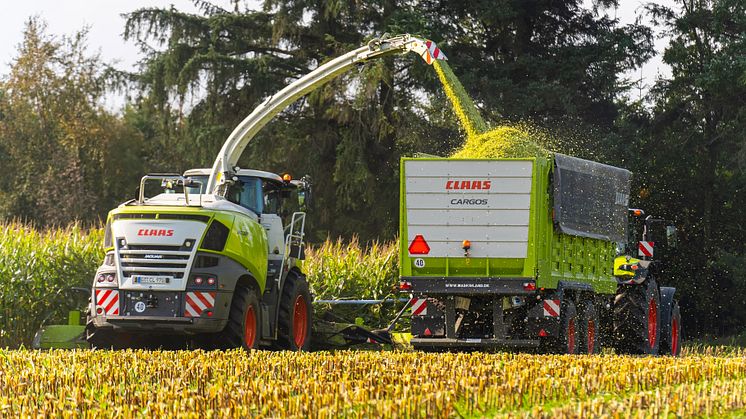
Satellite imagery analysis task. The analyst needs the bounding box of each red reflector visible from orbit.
[523,282,537,291]
[424,327,432,336]
[538,329,548,337]
[206,311,213,317]
[408,235,430,255]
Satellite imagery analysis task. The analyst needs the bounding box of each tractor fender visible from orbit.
[659,286,676,341]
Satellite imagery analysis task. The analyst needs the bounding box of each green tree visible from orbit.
[610,0,746,336]
[0,18,144,225]
[122,0,653,241]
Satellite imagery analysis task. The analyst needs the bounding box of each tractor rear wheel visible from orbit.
[613,278,660,355]
[581,300,601,354]
[225,283,262,350]
[661,300,682,356]
[276,272,313,351]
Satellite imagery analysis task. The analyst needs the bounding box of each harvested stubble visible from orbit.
[1,349,746,418]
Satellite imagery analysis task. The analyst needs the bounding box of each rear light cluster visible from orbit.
[96,273,116,284]
[192,275,217,287]
[399,281,412,291]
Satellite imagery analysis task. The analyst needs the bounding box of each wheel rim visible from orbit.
[244,305,257,348]
[671,317,679,356]
[292,295,308,349]
[587,320,596,354]
[648,298,658,350]
[568,318,576,354]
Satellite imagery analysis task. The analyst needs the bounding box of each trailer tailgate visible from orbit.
[403,159,534,260]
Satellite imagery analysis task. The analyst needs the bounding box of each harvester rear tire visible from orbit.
[275,272,313,351]
[613,278,660,355]
[581,300,601,354]
[660,300,682,356]
[225,283,262,350]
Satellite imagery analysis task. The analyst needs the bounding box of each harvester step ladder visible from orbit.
[278,212,306,285]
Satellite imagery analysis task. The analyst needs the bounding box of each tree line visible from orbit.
[0,0,744,337]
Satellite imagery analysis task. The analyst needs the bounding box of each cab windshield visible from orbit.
[227,176,263,214]
[185,175,208,195]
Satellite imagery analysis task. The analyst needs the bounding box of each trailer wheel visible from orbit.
[613,278,660,355]
[226,283,261,350]
[660,300,682,356]
[276,272,312,351]
[557,300,579,354]
[581,300,601,354]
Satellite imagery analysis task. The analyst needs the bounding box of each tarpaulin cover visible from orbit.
[553,153,631,242]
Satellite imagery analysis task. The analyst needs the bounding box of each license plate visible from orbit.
[135,276,171,284]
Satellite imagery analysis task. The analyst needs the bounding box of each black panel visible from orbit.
[406,277,535,295]
[553,153,632,242]
[201,221,229,251]
[158,213,211,223]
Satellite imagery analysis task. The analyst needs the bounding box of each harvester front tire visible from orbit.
[660,300,682,356]
[276,272,313,351]
[613,278,660,355]
[226,283,262,350]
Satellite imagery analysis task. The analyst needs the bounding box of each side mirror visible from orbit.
[666,225,678,248]
[298,175,312,210]
[298,190,307,209]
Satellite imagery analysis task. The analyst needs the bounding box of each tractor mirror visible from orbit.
[666,225,678,248]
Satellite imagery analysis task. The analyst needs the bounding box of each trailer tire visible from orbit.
[581,300,601,354]
[225,283,262,350]
[660,300,682,356]
[613,278,660,355]
[276,272,312,351]
[556,300,580,354]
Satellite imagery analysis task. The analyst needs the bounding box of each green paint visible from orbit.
[400,156,617,294]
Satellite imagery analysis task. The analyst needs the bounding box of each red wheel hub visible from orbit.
[648,298,658,350]
[587,320,596,354]
[244,305,257,348]
[567,318,576,354]
[292,295,308,349]
[671,318,679,356]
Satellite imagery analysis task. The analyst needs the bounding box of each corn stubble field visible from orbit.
[1,347,746,417]
[4,225,746,417]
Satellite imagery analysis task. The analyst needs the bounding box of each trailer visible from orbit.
[399,155,682,355]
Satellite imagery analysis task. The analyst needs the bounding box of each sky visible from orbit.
[0,0,677,107]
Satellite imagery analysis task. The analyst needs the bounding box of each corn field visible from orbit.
[0,224,400,347]
[0,223,103,348]
[0,347,745,417]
